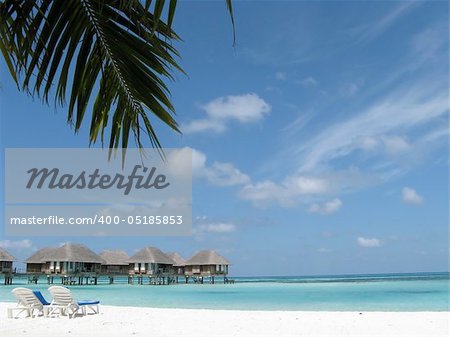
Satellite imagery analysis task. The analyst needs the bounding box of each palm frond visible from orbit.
[0,0,181,155]
[0,0,235,161]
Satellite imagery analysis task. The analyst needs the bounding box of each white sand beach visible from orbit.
[0,302,448,337]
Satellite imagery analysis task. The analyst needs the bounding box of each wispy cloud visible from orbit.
[298,76,319,88]
[204,162,251,187]
[354,2,420,43]
[189,21,446,213]
[402,187,423,205]
[353,135,411,155]
[357,237,381,248]
[170,147,250,187]
[308,198,342,215]
[182,94,271,134]
[411,21,448,61]
[193,216,237,241]
[275,72,287,81]
[196,222,236,234]
[295,80,448,172]
[192,22,446,212]
[182,119,226,134]
[0,239,33,250]
[239,168,376,208]
[340,78,364,97]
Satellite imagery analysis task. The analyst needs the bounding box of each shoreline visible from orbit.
[1,299,449,312]
[1,302,448,337]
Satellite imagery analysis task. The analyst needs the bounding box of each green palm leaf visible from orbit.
[0,0,234,161]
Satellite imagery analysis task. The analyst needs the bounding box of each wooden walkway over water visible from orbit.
[1,273,234,286]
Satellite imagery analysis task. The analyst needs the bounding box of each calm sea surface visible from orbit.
[0,272,448,311]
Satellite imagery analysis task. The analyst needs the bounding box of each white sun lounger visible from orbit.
[8,287,44,318]
[47,286,99,318]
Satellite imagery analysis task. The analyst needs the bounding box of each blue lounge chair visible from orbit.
[33,290,51,306]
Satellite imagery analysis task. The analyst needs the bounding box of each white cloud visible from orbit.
[0,239,33,250]
[165,147,195,179]
[299,76,319,87]
[239,181,287,206]
[288,176,329,195]
[353,135,411,155]
[193,218,236,241]
[422,127,449,143]
[267,24,447,204]
[402,187,423,205]
[183,93,271,134]
[308,198,342,215]
[191,148,208,174]
[239,168,376,208]
[294,80,448,172]
[239,176,332,207]
[204,162,250,187]
[197,223,236,234]
[182,119,226,134]
[355,2,420,43]
[411,21,446,60]
[240,178,326,208]
[202,93,270,123]
[357,237,381,248]
[381,135,411,154]
[172,147,249,188]
[275,72,287,81]
[355,136,379,151]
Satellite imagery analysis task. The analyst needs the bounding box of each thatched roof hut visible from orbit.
[99,250,130,275]
[185,250,230,266]
[128,247,174,275]
[25,247,57,263]
[100,250,129,266]
[25,243,104,275]
[0,247,16,262]
[25,244,104,263]
[185,250,230,277]
[166,252,186,267]
[51,243,104,263]
[128,247,174,265]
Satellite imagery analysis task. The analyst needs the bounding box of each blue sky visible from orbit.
[0,1,448,276]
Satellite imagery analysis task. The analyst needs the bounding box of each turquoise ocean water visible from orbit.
[0,272,448,311]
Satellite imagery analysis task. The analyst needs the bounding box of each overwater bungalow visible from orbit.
[0,247,15,273]
[166,252,186,276]
[25,243,103,284]
[20,243,232,286]
[128,247,174,276]
[0,248,15,284]
[185,250,230,283]
[100,250,130,274]
[25,247,57,274]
